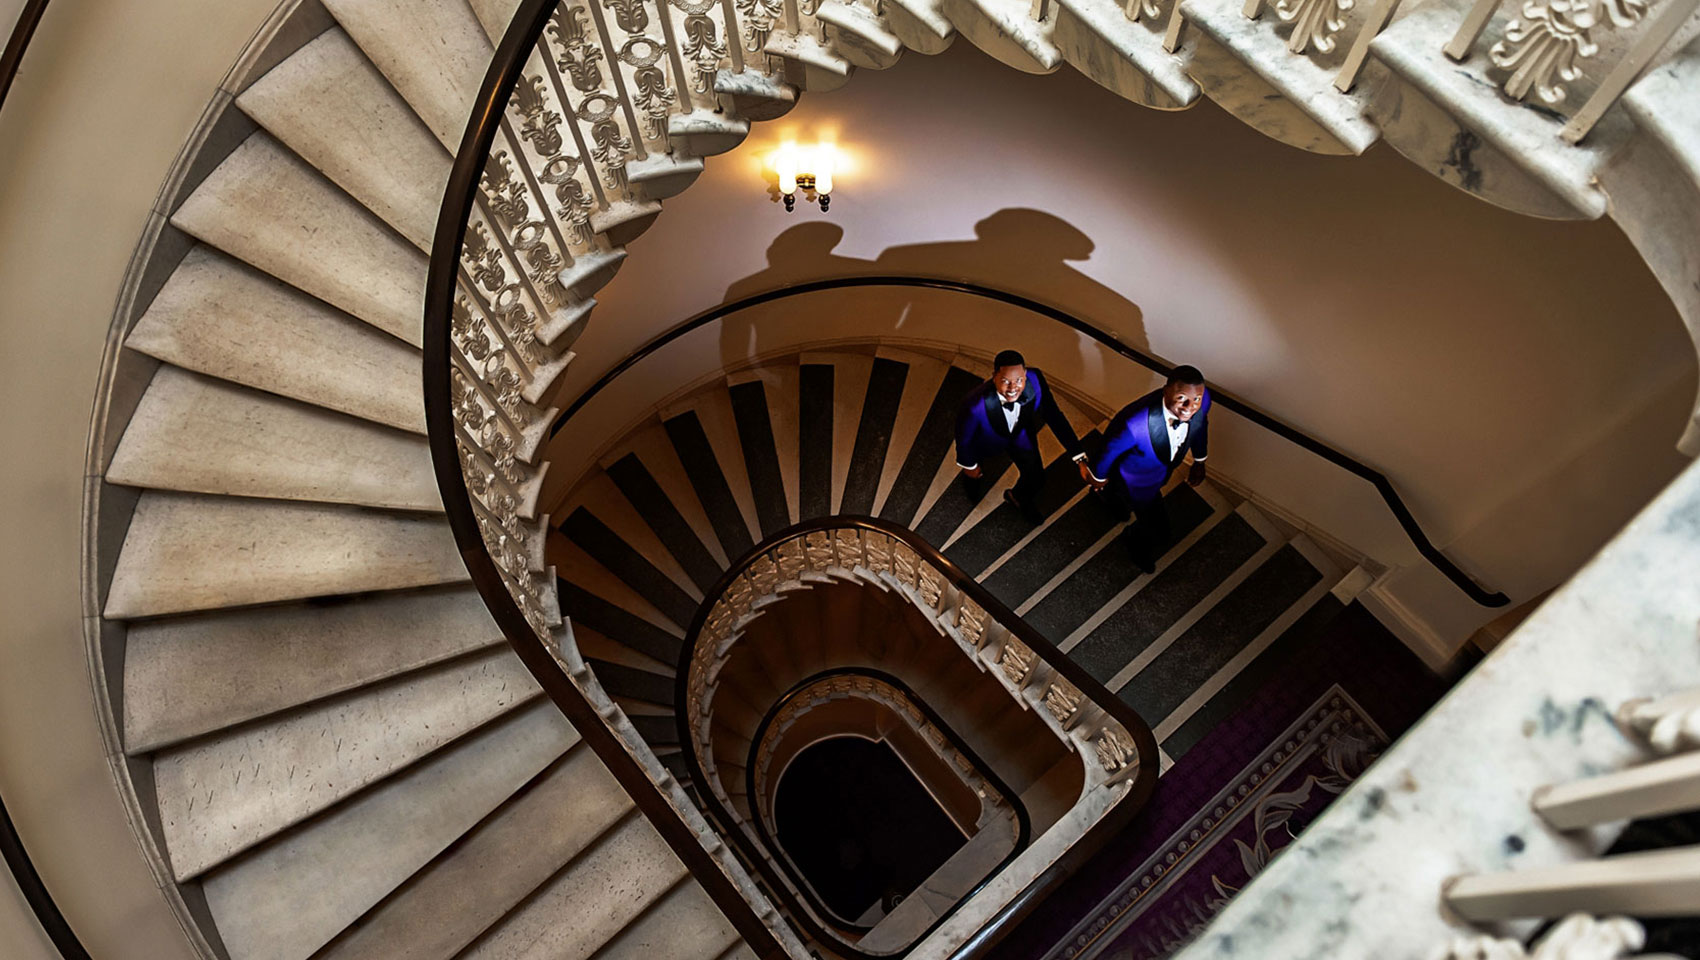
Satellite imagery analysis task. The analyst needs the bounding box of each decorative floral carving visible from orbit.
[835,528,862,568]
[1489,0,1648,104]
[1438,914,1653,960]
[957,602,985,647]
[580,94,633,193]
[1621,693,1700,754]
[919,565,943,608]
[864,533,892,574]
[618,37,676,140]
[551,5,608,92]
[775,537,805,583]
[1126,0,1162,22]
[511,75,565,156]
[1044,681,1083,726]
[539,156,595,245]
[1273,0,1353,54]
[672,0,727,93]
[805,530,834,570]
[1096,727,1137,773]
[604,0,652,33]
[749,554,779,597]
[999,637,1033,684]
[736,0,785,51]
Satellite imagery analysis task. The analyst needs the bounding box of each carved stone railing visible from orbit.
[673,517,1160,959]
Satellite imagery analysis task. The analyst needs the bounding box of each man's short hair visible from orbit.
[1167,364,1204,386]
[993,349,1026,370]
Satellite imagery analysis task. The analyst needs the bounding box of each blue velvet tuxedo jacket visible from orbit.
[953,367,1084,470]
[1087,386,1211,498]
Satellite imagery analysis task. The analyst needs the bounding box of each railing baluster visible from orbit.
[1562,0,1700,142]
[1446,846,1700,921]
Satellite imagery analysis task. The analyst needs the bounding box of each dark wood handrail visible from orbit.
[742,666,1034,941]
[3,9,100,959]
[672,516,1162,960]
[0,0,49,115]
[422,1,786,956]
[0,787,93,960]
[549,277,1509,608]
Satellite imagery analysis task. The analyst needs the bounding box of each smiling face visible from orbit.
[993,364,1027,404]
[1163,381,1204,421]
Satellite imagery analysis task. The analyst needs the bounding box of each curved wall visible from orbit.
[546,39,1694,646]
[0,1,277,956]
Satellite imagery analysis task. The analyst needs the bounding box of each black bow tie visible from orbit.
[1168,417,1185,429]
[1002,401,1017,412]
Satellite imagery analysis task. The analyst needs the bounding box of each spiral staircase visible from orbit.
[74,0,1700,956]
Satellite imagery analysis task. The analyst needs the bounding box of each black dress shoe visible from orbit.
[1004,488,1042,525]
[1124,535,1157,575]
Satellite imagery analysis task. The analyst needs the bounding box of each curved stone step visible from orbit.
[864,348,952,518]
[458,812,689,960]
[714,69,801,122]
[199,699,575,960]
[763,30,856,91]
[321,0,494,150]
[668,110,753,157]
[938,0,1063,73]
[1053,0,1198,110]
[124,247,424,434]
[122,584,504,753]
[105,492,465,618]
[106,366,440,512]
[171,132,429,345]
[563,469,707,601]
[729,363,802,531]
[313,741,636,960]
[237,27,452,251]
[1179,0,1377,154]
[661,395,764,557]
[817,0,906,69]
[152,645,539,880]
[592,879,744,960]
[884,0,958,53]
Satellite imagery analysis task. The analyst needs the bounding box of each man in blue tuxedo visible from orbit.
[1081,365,1211,573]
[955,349,1088,523]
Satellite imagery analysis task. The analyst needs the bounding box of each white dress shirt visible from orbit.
[1000,399,1021,432]
[1162,403,1206,463]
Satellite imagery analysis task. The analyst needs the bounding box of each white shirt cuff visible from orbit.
[957,462,977,471]
[1192,456,1207,462]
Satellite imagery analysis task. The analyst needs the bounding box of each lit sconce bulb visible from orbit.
[815,143,835,204]
[776,141,798,199]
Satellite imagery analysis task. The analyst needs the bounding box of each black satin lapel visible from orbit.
[985,388,1012,437]
[1147,401,1170,464]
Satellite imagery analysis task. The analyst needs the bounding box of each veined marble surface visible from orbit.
[1172,456,1700,959]
[1053,0,1199,108]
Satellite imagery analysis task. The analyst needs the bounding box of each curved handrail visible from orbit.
[0,0,49,115]
[673,515,1162,960]
[744,667,1033,939]
[0,786,92,960]
[549,276,1509,608]
[422,0,786,956]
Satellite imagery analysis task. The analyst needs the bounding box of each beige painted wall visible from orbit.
[546,40,1693,646]
[0,0,278,957]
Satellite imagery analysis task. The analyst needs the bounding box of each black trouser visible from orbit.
[1008,444,1045,509]
[1107,481,1171,560]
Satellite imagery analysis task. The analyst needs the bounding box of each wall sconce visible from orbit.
[776,141,835,213]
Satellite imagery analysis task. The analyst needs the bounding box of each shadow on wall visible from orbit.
[717,208,1150,375]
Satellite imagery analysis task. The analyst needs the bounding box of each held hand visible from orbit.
[1077,460,1104,491]
[1188,461,1207,487]
[962,465,982,479]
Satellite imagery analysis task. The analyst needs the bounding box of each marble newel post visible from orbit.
[1170,457,1700,959]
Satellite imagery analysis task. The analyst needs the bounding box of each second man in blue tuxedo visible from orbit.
[1081,365,1211,573]
[955,350,1088,523]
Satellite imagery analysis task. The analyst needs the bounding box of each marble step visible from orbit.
[121,584,504,753]
[106,366,440,512]
[562,507,700,626]
[884,0,958,53]
[601,448,727,593]
[152,645,540,880]
[458,812,689,960]
[590,197,664,246]
[878,362,984,528]
[817,0,906,69]
[628,153,706,201]
[943,427,1105,576]
[763,30,855,92]
[714,68,800,122]
[661,397,763,559]
[236,27,451,251]
[938,0,1063,73]
[199,699,575,960]
[1180,0,1378,154]
[104,492,466,619]
[124,247,423,434]
[1622,37,1700,198]
[667,109,752,157]
[171,132,428,346]
[1367,0,1619,218]
[797,350,875,518]
[1053,0,1198,109]
[590,879,744,960]
[839,354,914,518]
[315,741,635,960]
[467,0,522,41]
[321,0,494,151]
[864,349,957,518]
[553,536,689,665]
[562,469,707,601]
[728,362,803,531]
